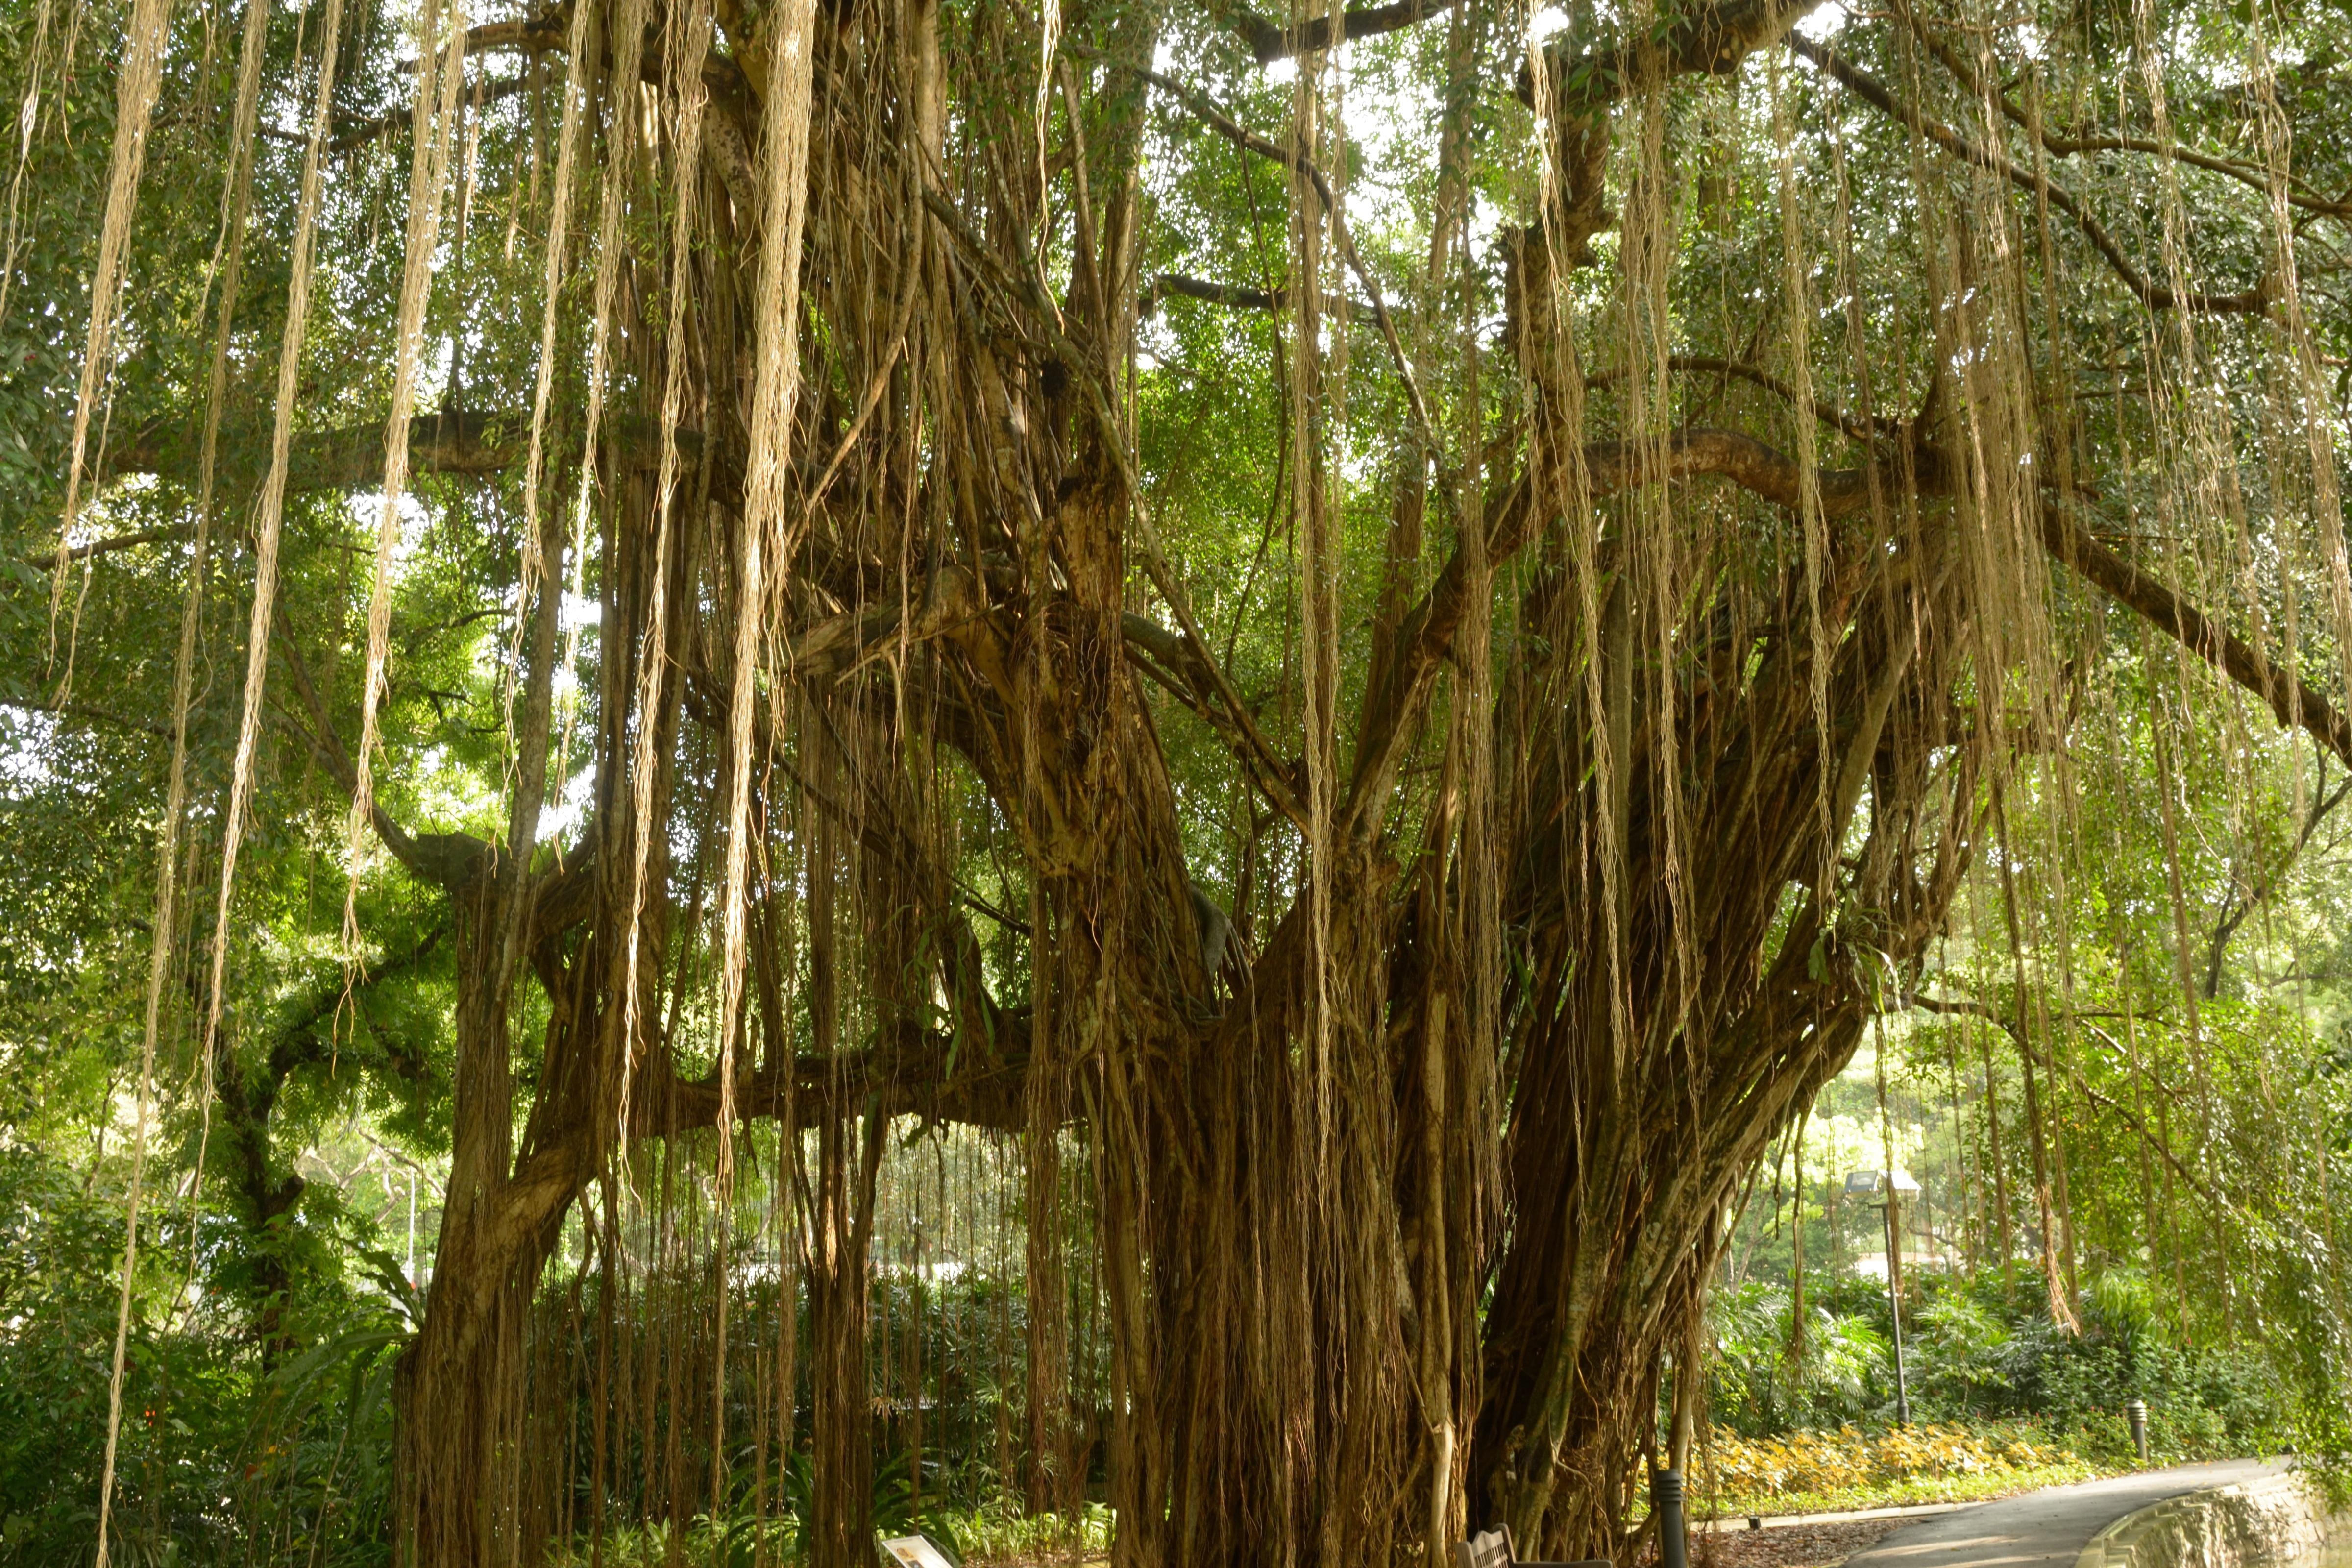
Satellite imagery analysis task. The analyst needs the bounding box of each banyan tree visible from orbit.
[15,0,2348,1550]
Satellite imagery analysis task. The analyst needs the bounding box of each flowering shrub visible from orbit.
[1697,1423,2100,1514]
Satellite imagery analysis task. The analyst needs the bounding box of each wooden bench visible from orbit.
[1455,1525,1614,1568]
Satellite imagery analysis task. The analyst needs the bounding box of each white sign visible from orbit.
[879,1536,956,1568]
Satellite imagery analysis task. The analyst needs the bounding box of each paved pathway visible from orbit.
[1838,1461,2285,1568]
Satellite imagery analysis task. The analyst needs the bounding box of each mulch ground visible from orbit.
[993,1514,1915,1568]
[1685,1517,1912,1568]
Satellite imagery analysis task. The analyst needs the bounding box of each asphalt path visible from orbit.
[1837,1461,2286,1568]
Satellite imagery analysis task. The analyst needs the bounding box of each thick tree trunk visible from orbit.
[382,12,2004,1565]
[397,872,590,1565]
[807,1110,884,1568]
[393,439,675,1565]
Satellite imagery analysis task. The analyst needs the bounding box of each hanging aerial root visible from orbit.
[1767,53,1835,890]
[512,0,598,733]
[552,0,651,780]
[617,0,716,1151]
[0,0,62,333]
[92,0,277,1541]
[96,0,350,1553]
[49,0,177,686]
[185,0,355,1323]
[346,0,471,956]
[714,0,819,1201]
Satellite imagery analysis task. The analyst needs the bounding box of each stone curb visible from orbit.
[2072,1470,2342,1568]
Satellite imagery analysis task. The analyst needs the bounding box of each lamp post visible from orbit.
[1846,1167,1923,1426]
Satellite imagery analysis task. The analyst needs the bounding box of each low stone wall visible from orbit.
[2074,1470,2345,1568]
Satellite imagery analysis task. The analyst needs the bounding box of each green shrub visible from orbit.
[1706,1269,2289,1462]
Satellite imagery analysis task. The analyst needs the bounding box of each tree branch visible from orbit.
[272,625,492,888]
[24,522,197,571]
[1342,426,1938,847]
[1908,991,2229,1212]
[1116,58,1435,448]
[639,1022,1033,1135]
[1148,271,1387,324]
[1122,611,1308,828]
[1899,18,2352,220]
[2204,764,2352,993]
[109,408,526,490]
[329,74,534,153]
[93,408,698,497]
[2037,500,2352,768]
[1524,0,1831,117]
[1793,36,2270,315]
[0,694,171,738]
[2068,1024,2231,1212]
[1230,0,1466,64]
[455,3,572,56]
[1585,355,1886,445]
